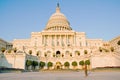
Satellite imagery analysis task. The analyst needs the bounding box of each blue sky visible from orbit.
[0,0,120,42]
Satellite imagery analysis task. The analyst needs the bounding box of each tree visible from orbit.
[72,61,77,69]
[79,60,84,69]
[39,61,45,69]
[64,62,70,69]
[117,40,120,45]
[29,50,32,55]
[26,60,32,70]
[85,60,90,65]
[84,50,88,54]
[32,61,38,70]
[1,47,6,53]
[47,62,53,69]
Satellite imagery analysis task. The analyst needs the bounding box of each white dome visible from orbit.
[44,4,72,31]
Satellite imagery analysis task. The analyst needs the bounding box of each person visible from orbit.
[84,65,88,77]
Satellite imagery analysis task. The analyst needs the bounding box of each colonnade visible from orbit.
[46,26,71,31]
[42,34,76,47]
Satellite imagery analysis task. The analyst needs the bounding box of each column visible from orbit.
[73,35,74,44]
[67,35,68,45]
[45,35,47,46]
[55,35,57,46]
[61,35,64,47]
[56,35,59,46]
[48,35,49,46]
[60,35,62,46]
[43,35,45,45]
[52,35,55,46]
[51,35,53,46]
[66,35,67,46]
[50,35,53,46]
[58,35,60,46]
[42,35,44,44]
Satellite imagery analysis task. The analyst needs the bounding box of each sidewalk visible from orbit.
[0,71,120,80]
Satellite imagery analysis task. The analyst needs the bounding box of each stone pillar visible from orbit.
[58,35,60,46]
[73,35,74,44]
[61,35,64,47]
[52,35,55,46]
[50,35,52,46]
[45,35,47,46]
[68,35,70,44]
[48,35,49,46]
[55,35,57,46]
[43,35,45,45]
[67,35,69,46]
[60,35,62,46]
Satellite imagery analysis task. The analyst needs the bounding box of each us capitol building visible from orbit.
[1,4,120,70]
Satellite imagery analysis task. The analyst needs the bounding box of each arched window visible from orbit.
[75,51,80,56]
[56,51,61,57]
[65,51,70,57]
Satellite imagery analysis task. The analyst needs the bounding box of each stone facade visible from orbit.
[91,36,120,68]
[0,4,120,70]
[110,36,120,52]
[0,51,39,69]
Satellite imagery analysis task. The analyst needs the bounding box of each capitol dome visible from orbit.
[44,4,72,31]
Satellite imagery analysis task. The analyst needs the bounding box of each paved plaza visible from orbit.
[0,71,120,80]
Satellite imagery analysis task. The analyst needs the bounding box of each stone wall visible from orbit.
[91,53,120,68]
[0,53,26,69]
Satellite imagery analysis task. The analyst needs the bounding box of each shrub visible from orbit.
[72,61,77,67]
[26,60,32,70]
[64,62,70,69]
[1,47,6,53]
[39,61,45,69]
[79,60,84,66]
[32,61,38,70]
[85,60,90,65]
[47,62,53,69]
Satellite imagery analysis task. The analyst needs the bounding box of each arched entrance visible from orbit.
[55,62,62,69]
[56,51,60,57]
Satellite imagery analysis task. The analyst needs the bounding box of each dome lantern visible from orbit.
[56,3,60,13]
